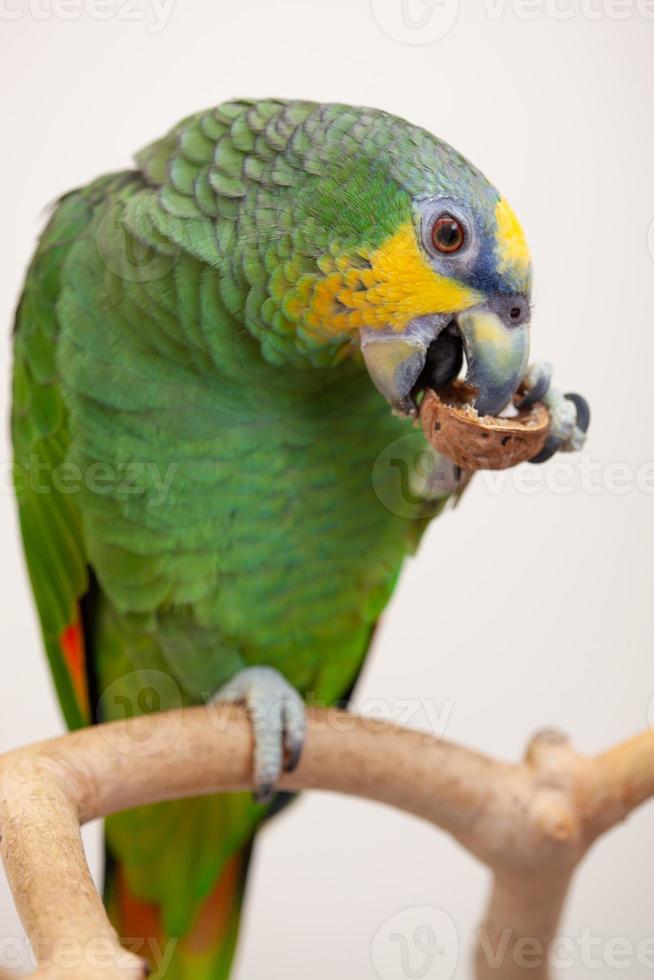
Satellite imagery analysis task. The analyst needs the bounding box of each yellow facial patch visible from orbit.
[495,197,531,285]
[287,221,483,339]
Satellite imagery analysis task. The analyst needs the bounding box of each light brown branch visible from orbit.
[0,707,652,980]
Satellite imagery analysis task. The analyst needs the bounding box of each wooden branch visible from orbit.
[0,707,653,980]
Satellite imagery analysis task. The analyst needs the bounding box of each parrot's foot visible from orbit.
[210,666,306,804]
[519,362,590,463]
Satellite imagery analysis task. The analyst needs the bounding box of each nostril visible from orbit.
[489,294,529,325]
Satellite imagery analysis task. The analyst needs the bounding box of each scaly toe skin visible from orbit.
[530,389,591,463]
[210,666,307,803]
[543,386,577,445]
[520,364,590,461]
[519,361,553,408]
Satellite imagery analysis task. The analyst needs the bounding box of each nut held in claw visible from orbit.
[420,380,549,471]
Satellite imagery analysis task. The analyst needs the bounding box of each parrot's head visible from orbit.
[354,183,532,418]
[250,103,533,417]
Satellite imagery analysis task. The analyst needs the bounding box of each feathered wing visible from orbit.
[11,179,261,978]
[11,186,105,728]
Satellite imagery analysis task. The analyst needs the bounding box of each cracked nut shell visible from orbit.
[420,380,550,471]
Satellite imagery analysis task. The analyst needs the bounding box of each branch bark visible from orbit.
[0,707,652,980]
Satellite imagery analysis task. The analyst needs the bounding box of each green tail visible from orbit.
[105,801,254,980]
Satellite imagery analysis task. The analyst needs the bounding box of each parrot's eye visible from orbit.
[431,214,466,254]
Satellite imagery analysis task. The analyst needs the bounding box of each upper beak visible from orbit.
[360,296,530,417]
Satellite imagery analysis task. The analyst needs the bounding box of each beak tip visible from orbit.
[472,388,515,418]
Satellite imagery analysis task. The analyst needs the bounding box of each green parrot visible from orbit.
[11,99,588,978]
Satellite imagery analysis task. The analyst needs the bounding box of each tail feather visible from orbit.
[105,844,252,980]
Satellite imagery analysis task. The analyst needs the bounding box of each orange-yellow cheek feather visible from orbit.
[285,222,483,338]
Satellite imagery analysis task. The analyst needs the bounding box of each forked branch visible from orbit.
[0,706,652,980]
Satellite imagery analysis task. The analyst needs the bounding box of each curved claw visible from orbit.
[529,437,561,465]
[284,737,304,774]
[564,392,591,433]
[255,782,276,806]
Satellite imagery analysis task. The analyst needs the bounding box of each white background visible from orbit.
[1,1,653,977]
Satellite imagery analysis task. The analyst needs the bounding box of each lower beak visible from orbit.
[360,306,530,417]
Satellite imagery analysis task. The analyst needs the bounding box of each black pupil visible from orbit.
[437,219,461,249]
[510,306,521,320]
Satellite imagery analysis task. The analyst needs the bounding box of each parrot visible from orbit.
[11,99,588,979]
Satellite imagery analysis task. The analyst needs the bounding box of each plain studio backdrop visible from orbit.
[1,2,653,978]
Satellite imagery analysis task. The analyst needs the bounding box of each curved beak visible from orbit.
[360,299,530,417]
[456,307,530,415]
